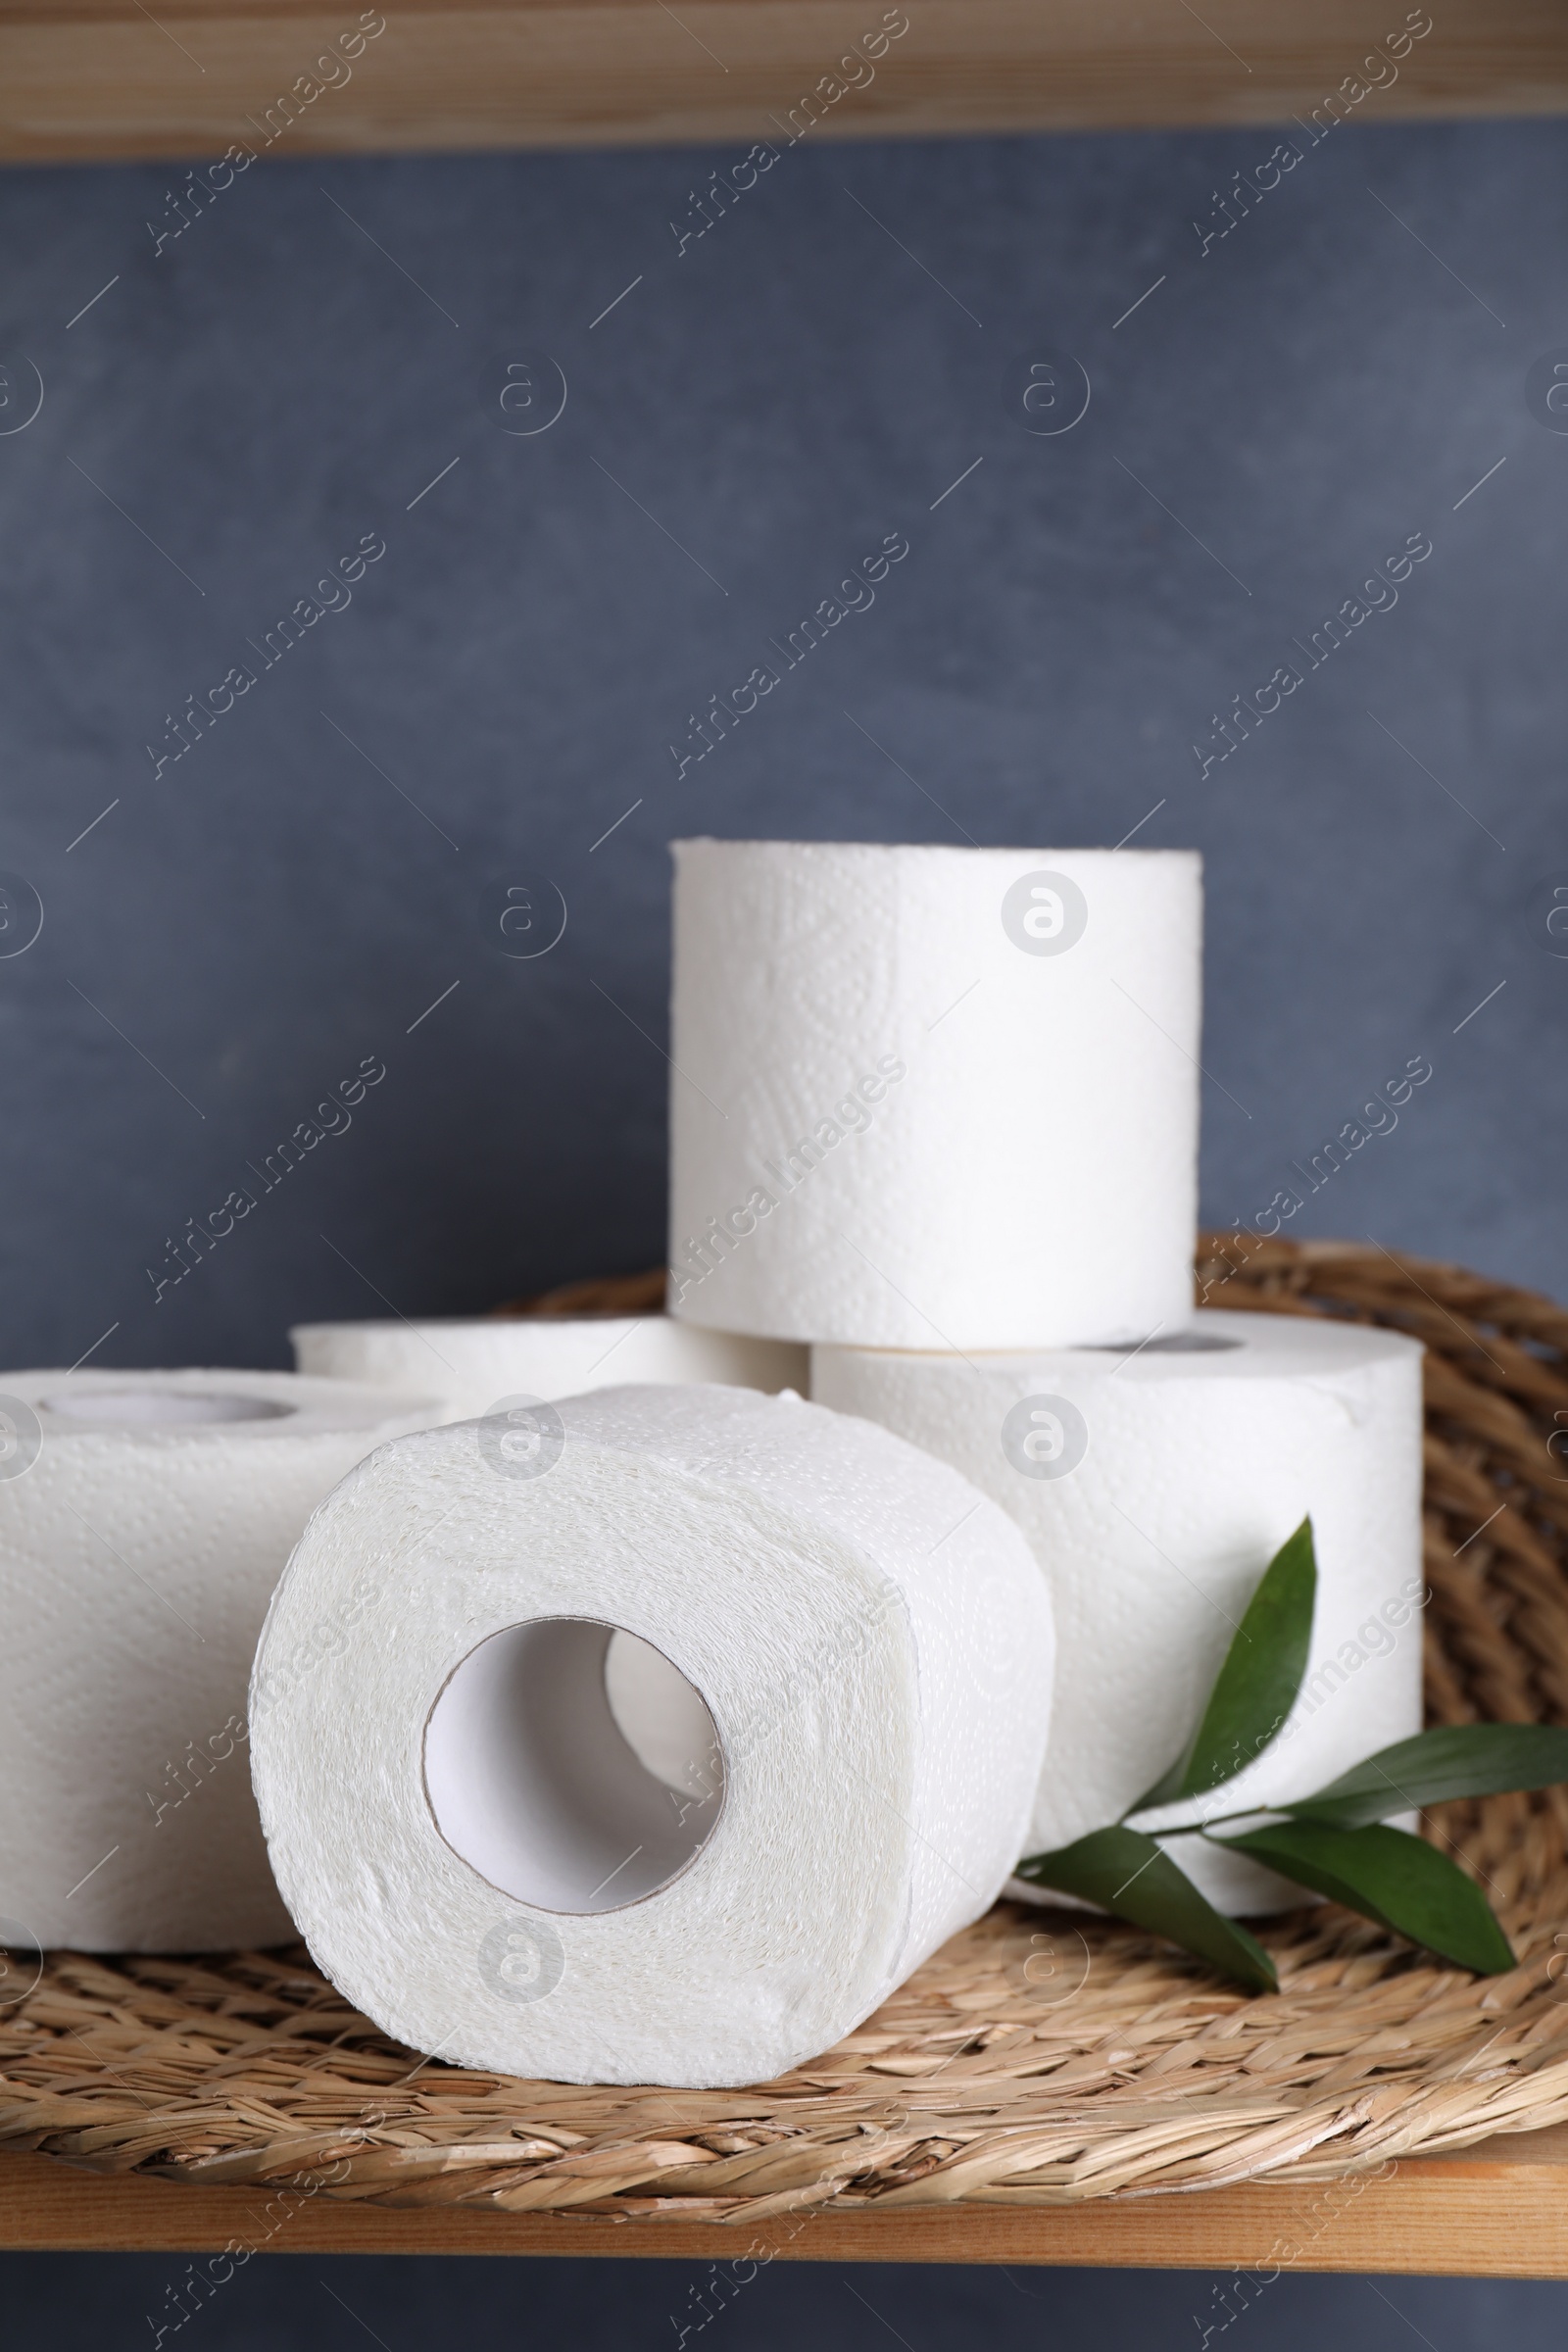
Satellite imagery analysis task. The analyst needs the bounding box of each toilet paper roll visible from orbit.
[0,1370,438,1953]
[291,1314,807,1425]
[250,1382,1054,2087]
[812,1310,1425,1914]
[667,839,1201,1349]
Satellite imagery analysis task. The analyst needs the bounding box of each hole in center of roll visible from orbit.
[421,1619,725,1915]
[1076,1334,1246,1354]
[37,1390,295,1424]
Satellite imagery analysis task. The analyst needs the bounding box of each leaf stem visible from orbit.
[1120,1803,1282,1838]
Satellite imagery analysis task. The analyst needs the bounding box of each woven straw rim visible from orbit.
[4,1235,1568,2215]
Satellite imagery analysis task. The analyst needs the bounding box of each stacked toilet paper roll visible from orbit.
[667,840,1201,1349]
[292,1314,806,1423]
[250,1381,1055,2087]
[0,1370,436,1952]
[813,1309,1426,1914]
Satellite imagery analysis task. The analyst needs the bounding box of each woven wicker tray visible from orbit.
[5,1235,1568,2216]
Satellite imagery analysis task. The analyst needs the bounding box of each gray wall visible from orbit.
[6,2245,1568,2352]
[1,112,1563,1372]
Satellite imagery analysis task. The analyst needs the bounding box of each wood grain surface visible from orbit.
[5,2127,1568,2271]
[0,1,1563,167]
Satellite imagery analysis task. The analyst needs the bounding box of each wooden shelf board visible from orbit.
[0,2,1563,166]
[5,2126,1568,2272]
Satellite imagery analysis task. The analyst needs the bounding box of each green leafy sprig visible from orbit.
[1015,1518,1568,1992]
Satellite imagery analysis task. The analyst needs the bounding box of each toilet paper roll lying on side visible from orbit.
[250,1382,1054,2087]
[667,839,1201,1349]
[291,1315,807,1424]
[0,1371,438,1953]
[812,1310,1425,1915]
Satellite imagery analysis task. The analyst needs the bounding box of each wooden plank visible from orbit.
[5,2128,1568,2272]
[0,1,1563,168]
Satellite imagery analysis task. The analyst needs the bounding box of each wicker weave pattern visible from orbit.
[5,1237,1568,2214]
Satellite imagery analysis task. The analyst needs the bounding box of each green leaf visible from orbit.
[1283,1724,1568,1830]
[1131,1517,1317,1812]
[1015,1827,1278,1993]
[1212,1819,1514,1975]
